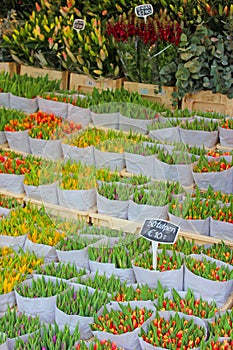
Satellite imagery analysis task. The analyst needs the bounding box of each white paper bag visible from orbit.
[29,137,63,160]
[68,105,92,127]
[0,173,25,194]
[92,300,156,350]
[37,97,68,119]
[10,94,38,114]
[128,201,168,223]
[24,182,58,205]
[61,143,95,165]
[5,130,31,153]
[124,152,155,178]
[97,192,129,220]
[148,126,181,143]
[57,187,96,211]
[23,237,58,263]
[94,148,125,171]
[184,254,233,306]
[91,111,119,129]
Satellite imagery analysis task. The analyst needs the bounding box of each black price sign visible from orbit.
[135,4,153,18]
[140,219,180,244]
[73,19,85,31]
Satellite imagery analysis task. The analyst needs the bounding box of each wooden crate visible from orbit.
[19,65,69,90]
[123,81,177,108]
[0,62,18,77]
[69,73,124,94]
[182,90,233,116]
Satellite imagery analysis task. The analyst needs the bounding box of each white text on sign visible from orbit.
[135,4,153,17]
[147,220,177,234]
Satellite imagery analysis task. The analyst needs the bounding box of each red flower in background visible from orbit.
[106,12,182,46]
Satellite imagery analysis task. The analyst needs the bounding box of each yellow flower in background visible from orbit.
[0,247,14,257]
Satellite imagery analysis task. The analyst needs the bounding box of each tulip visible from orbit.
[0,306,41,338]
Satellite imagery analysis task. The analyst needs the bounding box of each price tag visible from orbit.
[140,219,180,270]
[73,19,85,32]
[135,4,153,22]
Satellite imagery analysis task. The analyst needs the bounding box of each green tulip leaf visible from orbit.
[83,66,90,75]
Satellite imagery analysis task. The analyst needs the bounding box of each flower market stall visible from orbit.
[0,1,233,349]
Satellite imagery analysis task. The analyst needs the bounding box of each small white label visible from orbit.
[135,4,153,18]
[73,19,85,31]
[139,88,149,95]
[86,79,95,87]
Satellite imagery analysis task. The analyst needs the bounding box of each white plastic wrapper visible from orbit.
[94,148,125,171]
[61,143,95,165]
[5,130,31,153]
[92,300,156,350]
[168,212,210,236]
[56,234,105,269]
[119,114,155,135]
[91,111,119,130]
[184,254,233,306]
[89,260,136,284]
[124,152,155,178]
[23,237,58,263]
[0,234,27,250]
[219,126,233,147]
[132,264,184,291]
[192,165,233,194]
[29,137,63,160]
[0,92,10,108]
[15,276,69,323]
[0,207,11,218]
[10,94,38,114]
[138,310,207,350]
[148,126,181,143]
[0,291,16,313]
[132,250,184,290]
[0,173,25,194]
[37,97,68,119]
[179,128,219,148]
[0,131,6,145]
[57,187,96,211]
[128,201,168,223]
[154,158,194,186]
[24,182,58,205]
[0,337,7,350]
[68,104,91,127]
[209,217,233,241]
[96,192,129,220]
